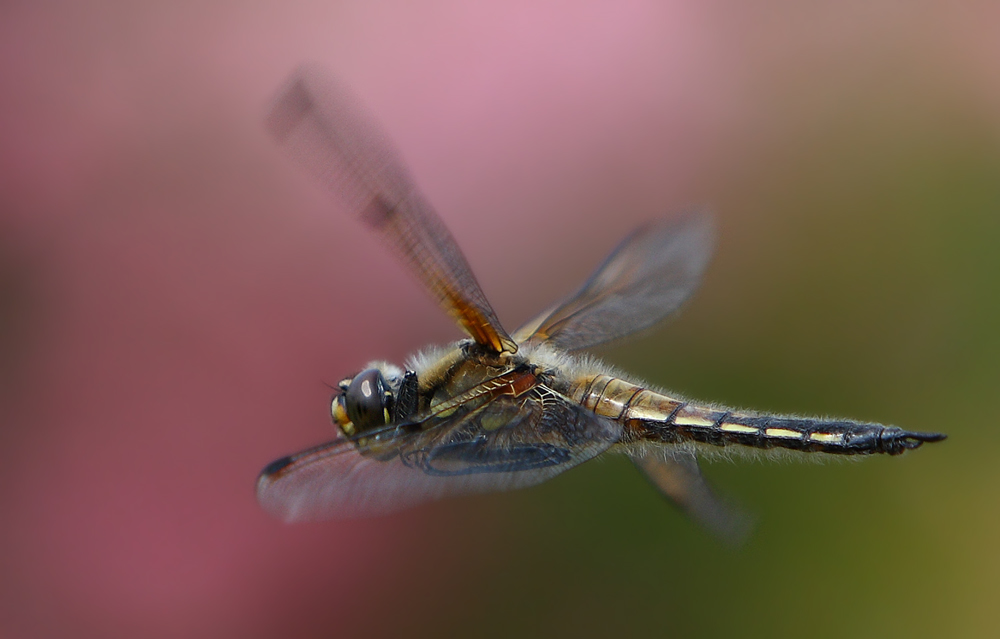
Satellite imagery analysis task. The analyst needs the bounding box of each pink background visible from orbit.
[2,2,998,638]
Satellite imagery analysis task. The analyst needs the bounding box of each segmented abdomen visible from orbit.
[569,374,942,456]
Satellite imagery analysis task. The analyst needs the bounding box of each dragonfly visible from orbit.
[256,66,946,540]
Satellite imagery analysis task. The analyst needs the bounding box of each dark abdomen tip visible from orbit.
[880,428,948,454]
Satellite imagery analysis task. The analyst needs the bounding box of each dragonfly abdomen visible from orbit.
[571,374,944,456]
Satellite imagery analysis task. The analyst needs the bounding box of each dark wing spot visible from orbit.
[359,195,397,228]
[260,456,295,478]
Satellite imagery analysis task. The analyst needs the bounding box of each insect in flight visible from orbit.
[256,66,946,540]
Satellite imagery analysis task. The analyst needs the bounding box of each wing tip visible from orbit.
[256,458,304,524]
[264,64,348,143]
[264,75,311,142]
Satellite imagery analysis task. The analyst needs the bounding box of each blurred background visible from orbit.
[1,1,998,637]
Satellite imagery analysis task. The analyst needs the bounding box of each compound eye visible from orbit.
[344,369,391,433]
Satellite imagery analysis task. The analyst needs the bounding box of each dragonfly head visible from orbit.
[332,367,395,437]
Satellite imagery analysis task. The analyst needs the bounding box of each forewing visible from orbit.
[266,66,516,354]
[257,388,621,521]
[514,212,714,351]
[631,449,753,545]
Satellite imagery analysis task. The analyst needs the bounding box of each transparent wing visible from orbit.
[513,212,714,351]
[630,449,753,546]
[257,387,621,521]
[266,65,516,354]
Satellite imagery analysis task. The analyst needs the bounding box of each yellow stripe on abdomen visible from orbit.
[568,374,905,455]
